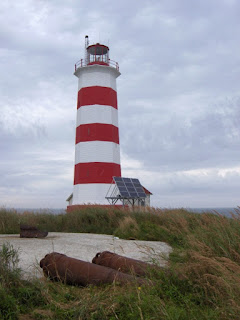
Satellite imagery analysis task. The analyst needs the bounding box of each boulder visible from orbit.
[20,224,48,238]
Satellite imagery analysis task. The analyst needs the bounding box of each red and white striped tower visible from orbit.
[72,36,121,205]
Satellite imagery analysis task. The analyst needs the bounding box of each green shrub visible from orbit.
[0,208,20,234]
[0,242,21,286]
[0,286,19,320]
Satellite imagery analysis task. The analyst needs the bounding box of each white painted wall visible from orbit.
[77,105,119,127]
[75,141,120,164]
[74,65,120,91]
[72,184,112,205]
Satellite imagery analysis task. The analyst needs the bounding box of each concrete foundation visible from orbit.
[0,232,172,279]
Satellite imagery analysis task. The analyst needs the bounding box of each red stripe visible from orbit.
[74,162,121,184]
[77,86,117,109]
[75,123,119,144]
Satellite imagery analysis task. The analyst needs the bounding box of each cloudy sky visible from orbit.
[1,0,240,209]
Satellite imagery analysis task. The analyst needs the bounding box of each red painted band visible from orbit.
[74,162,121,184]
[77,86,117,109]
[75,123,119,144]
[87,61,108,66]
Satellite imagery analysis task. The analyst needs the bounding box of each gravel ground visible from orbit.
[0,232,172,279]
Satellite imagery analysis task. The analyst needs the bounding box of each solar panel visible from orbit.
[125,182,133,187]
[138,192,146,197]
[133,182,142,187]
[113,177,146,198]
[121,191,130,197]
[129,192,138,197]
[118,187,126,192]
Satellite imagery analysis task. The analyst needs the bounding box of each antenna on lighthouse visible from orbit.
[85,35,89,64]
[85,35,89,48]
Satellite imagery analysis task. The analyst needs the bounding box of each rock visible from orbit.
[20,224,48,238]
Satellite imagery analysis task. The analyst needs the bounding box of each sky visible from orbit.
[1,0,240,209]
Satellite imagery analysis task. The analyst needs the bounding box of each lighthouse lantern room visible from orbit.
[70,36,121,207]
[87,44,109,65]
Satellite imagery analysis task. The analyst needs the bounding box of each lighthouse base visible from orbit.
[72,183,115,205]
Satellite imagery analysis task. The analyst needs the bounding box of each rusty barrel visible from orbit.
[92,251,160,277]
[40,252,149,287]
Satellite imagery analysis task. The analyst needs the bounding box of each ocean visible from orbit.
[186,207,239,218]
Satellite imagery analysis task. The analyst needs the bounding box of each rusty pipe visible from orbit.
[92,251,160,277]
[40,252,149,287]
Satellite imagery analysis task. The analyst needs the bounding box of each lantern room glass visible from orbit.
[86,44,109,65]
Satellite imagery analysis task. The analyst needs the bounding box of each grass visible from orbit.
[0,207,240,319]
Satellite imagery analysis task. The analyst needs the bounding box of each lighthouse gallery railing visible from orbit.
[75,59,119,72]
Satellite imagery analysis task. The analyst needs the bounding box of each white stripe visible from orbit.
[77,105,119,127]
[75,65,119,91]
[75,141,120,164]
[72,183,112,205]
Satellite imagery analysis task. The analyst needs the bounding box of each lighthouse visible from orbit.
[70,36,121,206]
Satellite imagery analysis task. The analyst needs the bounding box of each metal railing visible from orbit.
[75,59,119,72]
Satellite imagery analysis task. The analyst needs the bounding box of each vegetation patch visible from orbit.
[0,207,240,319]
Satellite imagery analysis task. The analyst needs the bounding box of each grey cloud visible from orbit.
[1,0,240,208]
[120,96,240,172]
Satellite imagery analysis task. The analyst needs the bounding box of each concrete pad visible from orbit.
[0,233,172,279]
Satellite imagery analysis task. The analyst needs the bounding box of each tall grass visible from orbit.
[0,207,126,234]
[1,207,240,319]
[0,243,46,319]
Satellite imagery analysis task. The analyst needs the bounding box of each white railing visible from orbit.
[75,59,119,71]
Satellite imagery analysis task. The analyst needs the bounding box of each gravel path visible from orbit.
[0,232,172,279]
